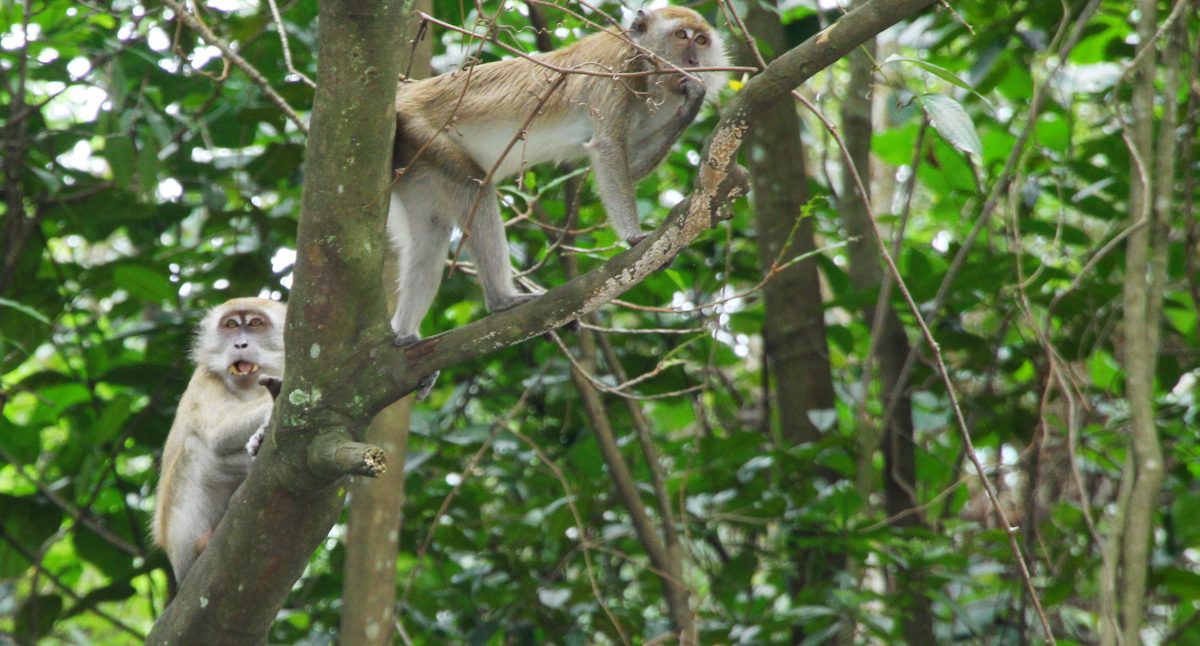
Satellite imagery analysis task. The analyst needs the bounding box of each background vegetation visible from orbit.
[1,0,1197,643]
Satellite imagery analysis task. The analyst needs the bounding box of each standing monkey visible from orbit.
[152,297,286,583]
[388,6,727,345]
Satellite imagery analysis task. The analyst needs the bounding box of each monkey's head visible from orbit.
[193,297,287,394]
[629,6,727,95]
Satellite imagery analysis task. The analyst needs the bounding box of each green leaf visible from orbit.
[16,594,63,643]
[104,136,136,189]
[113,263,175,303]
[917,94,982,160]
[0,298,51,325]
[0,496,63,579]
[883,55,995,109]
[136,140,160,201]
[1088,350,1120,391]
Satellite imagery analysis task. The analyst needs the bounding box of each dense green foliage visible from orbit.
[1,0,1198,643]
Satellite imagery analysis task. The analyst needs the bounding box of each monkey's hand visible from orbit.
[245,423,267,457]
[676,76,707,117]
[246,376,281,457]
[259,375,282,400]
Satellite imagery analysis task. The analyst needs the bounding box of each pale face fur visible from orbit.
[628,5,728,97]
[193,297,286,398]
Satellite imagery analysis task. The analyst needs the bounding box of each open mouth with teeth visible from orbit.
[229,361,260,376]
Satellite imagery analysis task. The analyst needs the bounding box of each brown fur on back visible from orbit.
[392,27,650,172]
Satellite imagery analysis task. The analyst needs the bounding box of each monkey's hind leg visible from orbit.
[388,188,454,346]
[460,184,537,314]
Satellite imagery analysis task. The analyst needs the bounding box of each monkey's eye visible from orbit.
[695,33,709,46]
[674,29,688,39]
[224,319,238,328]
[249,317,264,327]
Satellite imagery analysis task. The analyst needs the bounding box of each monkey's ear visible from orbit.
[631,10,648,35]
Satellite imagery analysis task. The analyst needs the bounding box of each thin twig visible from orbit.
[505,426,631,645]
[161,0,308,134]
[265,0,316,88]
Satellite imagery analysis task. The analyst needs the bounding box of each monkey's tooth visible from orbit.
[229,361,258,375]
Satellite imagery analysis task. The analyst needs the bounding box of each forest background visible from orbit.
[1,0,1198,644]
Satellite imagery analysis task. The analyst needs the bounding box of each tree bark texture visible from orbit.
[340,3,432,642]
[1110,0,1172,642]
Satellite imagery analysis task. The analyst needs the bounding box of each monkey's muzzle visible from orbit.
[229,361,260,376]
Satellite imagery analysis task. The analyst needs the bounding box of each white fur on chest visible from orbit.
[452,116,593,179]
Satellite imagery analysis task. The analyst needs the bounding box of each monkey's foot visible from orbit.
[416,370,440,401]
[246,424,268,457]
[393,332,421,347]
[489,292,538,313]
[626,232,650,247]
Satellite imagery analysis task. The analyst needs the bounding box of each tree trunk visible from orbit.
[146,0,407,639]
[1108,0,1173,642]
[742,3,836,451]
[837,6,936,643]
[340,5,432,643]
[740,4,840,642]
[340,388,414,645]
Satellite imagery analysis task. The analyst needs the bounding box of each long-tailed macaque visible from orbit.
[152,297,286,583]
[388,6,727,345]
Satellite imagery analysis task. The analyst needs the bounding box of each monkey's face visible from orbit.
[629,7,728,93]
[194,298,287,395]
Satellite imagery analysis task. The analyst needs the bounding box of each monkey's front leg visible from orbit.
[586,134,647,246]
